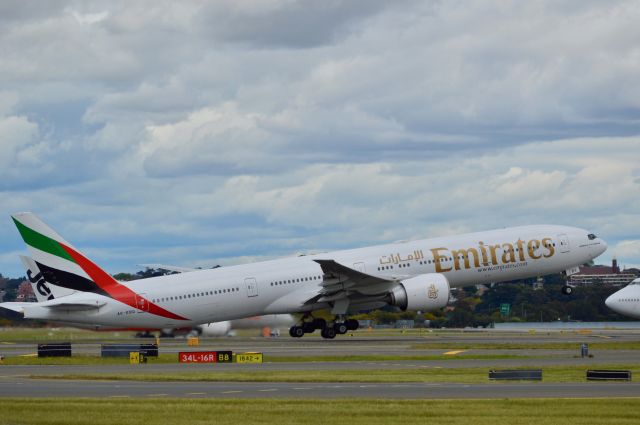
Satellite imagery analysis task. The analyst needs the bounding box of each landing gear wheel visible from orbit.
[561,285,573,295]
[321,327,336,339]
[345,319,359,331]
[289,326,304,338]
[334,322,348,334]
[312,318,327,330]
[302,322,316,334]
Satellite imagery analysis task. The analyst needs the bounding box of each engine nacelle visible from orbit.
[388,273,450,311]
[198,321,232,337]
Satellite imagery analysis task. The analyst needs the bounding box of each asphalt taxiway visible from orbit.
[1,378,640,399]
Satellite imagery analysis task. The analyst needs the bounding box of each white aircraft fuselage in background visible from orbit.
[605,278,640,319]
[2,214,607,338]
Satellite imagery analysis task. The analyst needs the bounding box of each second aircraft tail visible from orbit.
[19,255,75,301]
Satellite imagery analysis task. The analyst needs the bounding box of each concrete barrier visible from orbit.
[37,343,72,357]
[489,369,542,381]
[586,370,631,381]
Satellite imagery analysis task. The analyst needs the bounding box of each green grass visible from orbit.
[0,398,638,425]
[0,327,136,342]
[29,364,640,384]
[411,341,640,350]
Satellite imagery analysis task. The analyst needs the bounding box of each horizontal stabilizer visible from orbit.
[0,302,30,313]
[43,300,106,311]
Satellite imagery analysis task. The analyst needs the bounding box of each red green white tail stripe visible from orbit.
[12,213,188,321]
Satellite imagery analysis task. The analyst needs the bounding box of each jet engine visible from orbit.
[388,273,450,311]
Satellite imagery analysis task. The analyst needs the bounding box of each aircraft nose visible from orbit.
[605,293,623,314]
[605,294,614,309]
[599,238,608,254]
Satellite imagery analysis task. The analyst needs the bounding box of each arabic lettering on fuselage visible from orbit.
[379,250,425,265]
[378,238,555,273]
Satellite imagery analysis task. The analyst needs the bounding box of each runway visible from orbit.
[1,377,639,399]
[1,329,639,399]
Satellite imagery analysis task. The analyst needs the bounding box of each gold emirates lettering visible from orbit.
[431,237,555,273]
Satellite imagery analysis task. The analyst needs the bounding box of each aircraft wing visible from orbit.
[137,264,199,273]
[311,259,405,306]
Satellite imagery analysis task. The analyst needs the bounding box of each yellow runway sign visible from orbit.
[235,352,263,363]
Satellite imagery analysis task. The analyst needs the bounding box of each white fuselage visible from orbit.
[19,225,606,329]
[605,278,640,319]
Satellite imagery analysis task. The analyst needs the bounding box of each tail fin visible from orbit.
[11,213,188,321]
[12,213,110,296]
[19,255,75,301]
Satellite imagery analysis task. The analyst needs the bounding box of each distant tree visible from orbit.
[1,277,25,302]
[112,273,139,281]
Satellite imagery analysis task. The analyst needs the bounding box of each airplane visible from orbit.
[19,254,294,337]
[605,278,640,319]
[199,314,296,337]
[0,212,607,339]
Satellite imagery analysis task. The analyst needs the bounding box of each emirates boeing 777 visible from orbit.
[1,213,607,338]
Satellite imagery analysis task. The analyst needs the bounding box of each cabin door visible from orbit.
[557,234,570,253]
[245,278,258,297]
[135,293,150,312]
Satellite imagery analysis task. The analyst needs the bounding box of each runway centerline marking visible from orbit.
[186,392,206,396]
[443,350,467,355]
[221,391,243,394]
[258,389,277,392]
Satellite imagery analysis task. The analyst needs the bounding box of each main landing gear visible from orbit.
[289,316,359,339]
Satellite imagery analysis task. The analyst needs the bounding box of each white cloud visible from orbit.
[0,115,39,167]
[70,10,109,25]
[1,1,640,276]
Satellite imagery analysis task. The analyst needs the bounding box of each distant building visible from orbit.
[624,267,640,277]
[15,281,36,302]
[570,258,636,286]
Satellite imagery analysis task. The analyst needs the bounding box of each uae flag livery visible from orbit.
[12,213,188,321]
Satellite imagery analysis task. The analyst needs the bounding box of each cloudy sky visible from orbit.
[1,0,639,277]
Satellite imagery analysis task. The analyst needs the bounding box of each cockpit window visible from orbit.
[587,233,596,240]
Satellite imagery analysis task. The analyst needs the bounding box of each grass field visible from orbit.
[0,398,638,425]
[0,327,137,342]
[29,363,640,384]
